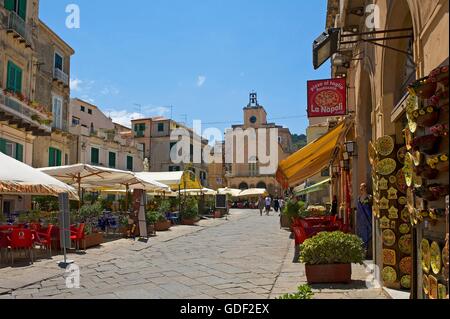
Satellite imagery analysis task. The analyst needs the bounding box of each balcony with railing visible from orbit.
[0,89,52,136]
[6,11,32,48]
[53,68,69,86]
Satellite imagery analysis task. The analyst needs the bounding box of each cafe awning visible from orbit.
[294,178,331,196]
[276,121,349,188]
[135,171,202,191]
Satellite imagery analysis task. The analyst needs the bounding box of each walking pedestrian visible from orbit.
[356,183,373,252]
[279,198,285,215]
[258,195,264,216]
[274,198,280,213]
[265,196,272,215]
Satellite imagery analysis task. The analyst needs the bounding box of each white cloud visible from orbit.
[147,106,170,116]
[101,86,120,96]
[109,110,145,127]
[197,75,206,87]
[70,78,83,91]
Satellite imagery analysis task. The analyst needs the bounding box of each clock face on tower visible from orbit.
[250,116,257,124]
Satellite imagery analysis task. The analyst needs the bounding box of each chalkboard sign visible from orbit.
[216,195,227,209]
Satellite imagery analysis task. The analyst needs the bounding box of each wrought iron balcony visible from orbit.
[53,68,69,86]
[0,90,52,136]
[6,11,32,48]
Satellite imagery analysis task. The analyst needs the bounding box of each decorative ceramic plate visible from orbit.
[377,158,397,176]
[411,151,422,167]
[421,239,431,274]
[396,169,407,194]
[405,128,413,150]
[382,267,397,284]
[397,147,407,164]
[430,241,442,275]
[399,235,412,255]
[376,136,395,157]
[383,230,396,247]
[398,197,407,205]
[423,275,430,295]
[443,245,449,280]
[389,175,397,184]
[404,153,414,187]
[383,249,396,266]
[438,284,447,300]
[400,257,412,275]
[380,216,391,229]
[401,275,411,289]
[399,223,410,235]
[413,174,423,188]
[429,275,438,299]
[401,207,410,223]
[379,197,390,210]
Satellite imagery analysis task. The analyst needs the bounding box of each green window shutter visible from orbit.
[109,152,116,168]
[4,0,15,11]
[15,143,23,162]
[6,61,16,92]
[0,138,6,154]
[15,66,22,93]
[18,0,26,20]
[48,148,55,166]
[91,148,99,165]
[127,156,133,171]
[56,149,62,166]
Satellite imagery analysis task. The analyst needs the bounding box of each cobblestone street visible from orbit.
[0,210,387,299]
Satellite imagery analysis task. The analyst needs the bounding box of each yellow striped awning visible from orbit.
[276,121,348,188]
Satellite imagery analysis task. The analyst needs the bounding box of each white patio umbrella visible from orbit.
[178,188,217,196]
[218,188,242,197]
[238,188,268,198]
[0,153,78,199]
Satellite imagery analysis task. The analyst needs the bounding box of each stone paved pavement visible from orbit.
[0,209,388,299]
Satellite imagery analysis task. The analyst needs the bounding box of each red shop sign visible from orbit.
[307,78,347,117]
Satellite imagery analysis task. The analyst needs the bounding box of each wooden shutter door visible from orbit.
[15,143,23,162]
[18,0,27,20]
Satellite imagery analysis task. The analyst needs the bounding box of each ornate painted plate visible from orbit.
[404,153,414,187]
[377,158,397,176]
[397,147,407,164]
[382,267,397,284]
[398,197,407,205]
[401,275,411,290]
[376,136,395,157]
[396,169,407,194]
[399,234,412,255]
[383,249,396,266]
[400,257,412,275]
[429,275,438,299]
[399,223,410,235]
[438,284,447,300]
[401,207,410,223]
[421,239,431,274]
[430,241,442,275]
[383,230,396,247]
[423,275,430,295]
[389,175,397,184]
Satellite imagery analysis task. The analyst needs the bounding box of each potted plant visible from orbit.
[299,231,365,284]
[281,200,303,228]
[78,202,104,249]
[146,211,171,232]
[181,197,200,225]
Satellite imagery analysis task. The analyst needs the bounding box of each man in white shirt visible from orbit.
[265,196,272,216]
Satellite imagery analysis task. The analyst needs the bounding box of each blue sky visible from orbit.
[40,0,330,135]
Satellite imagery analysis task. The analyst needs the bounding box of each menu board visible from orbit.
[216,195,227,209]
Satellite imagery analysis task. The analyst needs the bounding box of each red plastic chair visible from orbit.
[70,224,85,251]
[35,225,54,257]
[6,229,34,265]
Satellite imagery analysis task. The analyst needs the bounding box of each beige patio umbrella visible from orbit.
[218,187,242,197]
[178,188,217,196]
[237,188,268,198]
[0,152,78,200]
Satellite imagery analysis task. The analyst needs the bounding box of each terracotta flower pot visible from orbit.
[181,218,199,226]
[80,232,104,250]
[154,220,171,232]
[213,211,223,219]
[280,215,292,229]
[305,264,352,284]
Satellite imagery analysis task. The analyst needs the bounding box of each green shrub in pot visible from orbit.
[182,197,199,220]
[299,231,365,265]
[146,211,166,225]
[283,199,303,219]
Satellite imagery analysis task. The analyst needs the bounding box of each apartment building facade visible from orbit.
[69,98,144,172]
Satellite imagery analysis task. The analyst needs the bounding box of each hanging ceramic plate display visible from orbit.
[399,234,412,255]
[382,230,396,247]
[429,275,438,299]
[382,267,397,284]
[396,169,407,194]
[401,207,410,223]
[380,216,391,229]
[379,197,390,210]
[400,257,412,275]
[398,197,407,205]
[399,223,410,235]
[376,136,395,157]
[423,275,430,295]
[377,158,397,176]
[430,241,442,275]
[379,178,389,190]
[401,275,411,289]
[397,147,407,164]
[404,153,414,187]
[438,284,447,300]
[421,239,431,274]
[389,175,397,184]
[383,249,396,266]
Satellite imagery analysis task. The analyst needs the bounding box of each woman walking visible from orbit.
[258,196,265,216]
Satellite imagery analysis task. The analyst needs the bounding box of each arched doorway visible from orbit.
[257,182,267,189]
[239,182,249,190]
